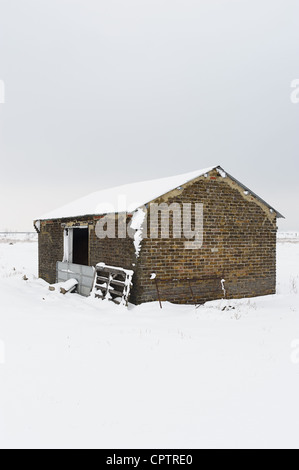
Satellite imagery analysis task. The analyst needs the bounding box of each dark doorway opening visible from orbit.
[73,228,89,266]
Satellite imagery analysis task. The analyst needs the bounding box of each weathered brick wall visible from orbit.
[37,170,277,304]
[89,216,136,270]
[38,215,136,285]
[38,219,64,284]
[131,170,277,304]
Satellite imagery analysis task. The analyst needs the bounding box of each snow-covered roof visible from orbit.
[38,165,284,220]
[39,166,215,220]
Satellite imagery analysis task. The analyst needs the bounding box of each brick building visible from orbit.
[34,166,283,305]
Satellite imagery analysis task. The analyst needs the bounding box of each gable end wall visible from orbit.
[131,171,277,304]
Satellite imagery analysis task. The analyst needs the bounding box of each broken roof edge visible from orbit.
[132,165,285,220]
[219,168,285,219]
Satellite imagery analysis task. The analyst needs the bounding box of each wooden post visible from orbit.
[155,279,163,309]
[188,279,196,305]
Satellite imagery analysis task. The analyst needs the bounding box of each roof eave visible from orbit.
[216,167,284,219]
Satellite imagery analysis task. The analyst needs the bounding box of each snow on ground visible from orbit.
[0,237,299,449]
[0,232,37,243]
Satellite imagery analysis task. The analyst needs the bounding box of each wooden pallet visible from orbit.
[92,263,134,306]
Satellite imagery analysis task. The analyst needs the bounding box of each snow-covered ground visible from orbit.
[0,237,299,449]
[0,232,37,243]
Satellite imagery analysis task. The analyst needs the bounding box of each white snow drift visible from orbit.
[0,236,298,449]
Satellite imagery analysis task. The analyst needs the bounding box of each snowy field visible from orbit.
[0,232,38,243]
[0,236,299,449]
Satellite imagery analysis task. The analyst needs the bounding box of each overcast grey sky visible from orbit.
[0,0,298,231]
